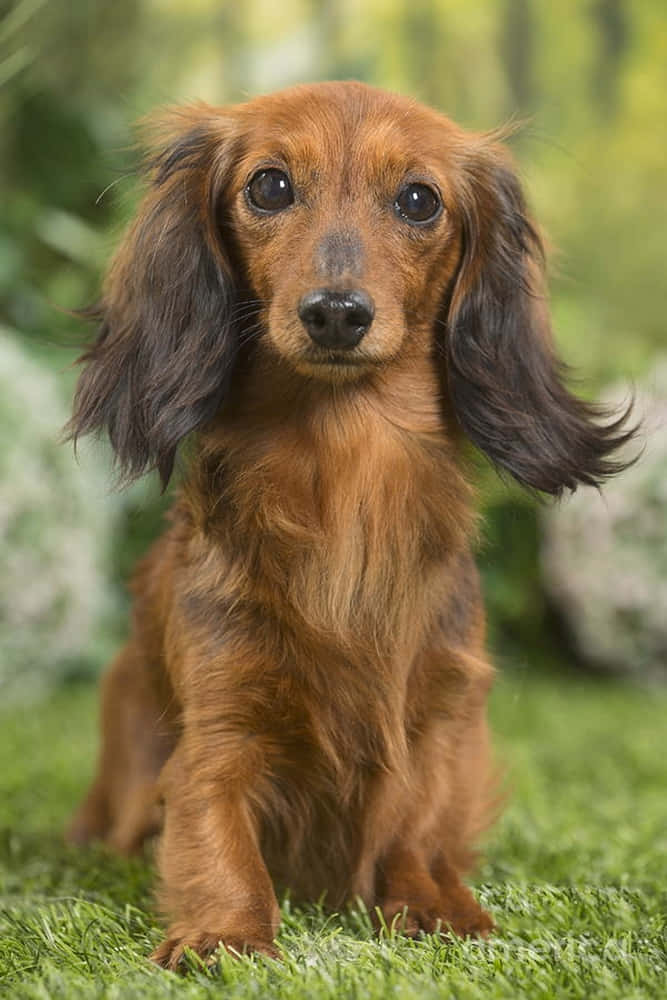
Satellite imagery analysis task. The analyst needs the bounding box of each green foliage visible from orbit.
[1,673,665,997]
[476,490,545,650]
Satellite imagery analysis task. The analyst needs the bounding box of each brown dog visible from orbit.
[66,81,632,968]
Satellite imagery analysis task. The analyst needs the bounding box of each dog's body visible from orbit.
[66,82,632,967]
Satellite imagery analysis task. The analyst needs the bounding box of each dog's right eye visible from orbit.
[246,169,294,213]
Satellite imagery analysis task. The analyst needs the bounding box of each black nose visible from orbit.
[298,289,375,350]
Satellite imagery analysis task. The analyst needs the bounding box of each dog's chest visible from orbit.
[226,419,463,649]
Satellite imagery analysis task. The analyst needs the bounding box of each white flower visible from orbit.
[541,359,667,681]
[0,329,119,702]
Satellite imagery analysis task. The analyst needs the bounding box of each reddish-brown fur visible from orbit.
[66,82,633,968]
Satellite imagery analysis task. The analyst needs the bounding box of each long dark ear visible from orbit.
[67,105,239,487]
[444,141,635,495]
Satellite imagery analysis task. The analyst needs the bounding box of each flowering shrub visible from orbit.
[541,360,667,681]
[0,331,118,701]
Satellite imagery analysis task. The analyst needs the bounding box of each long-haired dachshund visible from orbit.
[66,81,633,968]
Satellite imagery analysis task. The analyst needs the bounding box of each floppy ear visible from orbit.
[444,143,634,495]
[68,106,240,487]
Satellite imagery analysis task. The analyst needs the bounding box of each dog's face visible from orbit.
[69,81,632,492]
[225,85,462,380]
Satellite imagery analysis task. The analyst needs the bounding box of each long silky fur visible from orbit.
[67,117,241,486]
[445,150,635,495]
[64,82,636,969]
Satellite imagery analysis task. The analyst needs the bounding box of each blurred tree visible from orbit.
[590,0,629,119]
[500,0,537,116]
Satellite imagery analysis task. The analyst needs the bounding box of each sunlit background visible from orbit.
[1,0,666,699]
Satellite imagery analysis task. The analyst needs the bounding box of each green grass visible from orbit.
[1,667,665,998]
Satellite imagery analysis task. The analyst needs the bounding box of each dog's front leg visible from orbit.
[151,739,280,969]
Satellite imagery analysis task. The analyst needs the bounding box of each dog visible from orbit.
[65,81,633,968]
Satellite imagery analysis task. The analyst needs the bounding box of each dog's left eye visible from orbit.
[246,169,294,213]
[394,183,442,224]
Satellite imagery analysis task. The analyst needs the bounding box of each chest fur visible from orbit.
[200,399,472,656]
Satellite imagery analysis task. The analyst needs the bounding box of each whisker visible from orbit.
[95,174,134,205]
[227,302,267,322]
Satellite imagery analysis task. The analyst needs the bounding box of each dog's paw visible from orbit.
[151,932,280,971]
[378,900,423,937]
[440,899,494,939]
[379,896,493,940]
[379,898,444,937]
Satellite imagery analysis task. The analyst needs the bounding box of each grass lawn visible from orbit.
[0,663,665,998]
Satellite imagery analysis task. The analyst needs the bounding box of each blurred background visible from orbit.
[1,0,665,701]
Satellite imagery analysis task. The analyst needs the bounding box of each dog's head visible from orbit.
[69,81,633,490]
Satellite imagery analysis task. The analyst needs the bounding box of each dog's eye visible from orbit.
[246,169,294,213]
[394,183,441,224]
